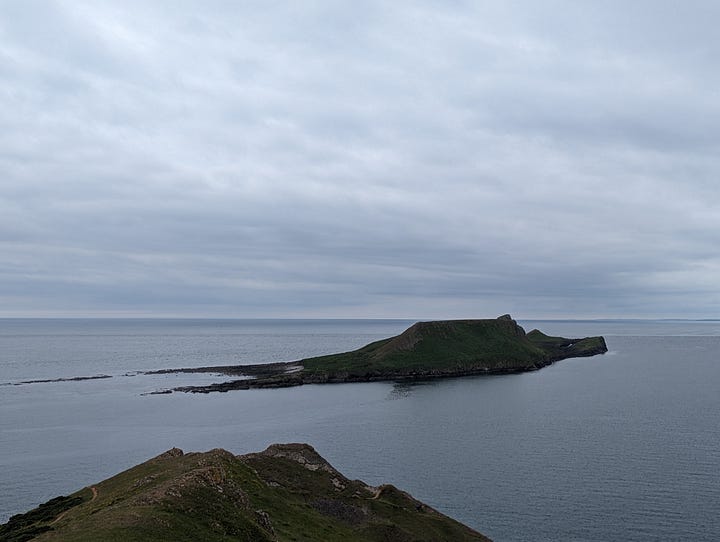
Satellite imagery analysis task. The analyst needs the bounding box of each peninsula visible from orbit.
[1,443,490,541]
[150,315,608,393]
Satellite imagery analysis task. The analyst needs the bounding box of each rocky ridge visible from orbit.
[1,444,490,542]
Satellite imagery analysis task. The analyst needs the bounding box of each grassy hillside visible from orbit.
[526,329,608,359]
[301,315,605,379]
[2,445,489,542]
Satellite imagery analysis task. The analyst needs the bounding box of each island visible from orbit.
[149,315,608,393]
[1,443,490,542]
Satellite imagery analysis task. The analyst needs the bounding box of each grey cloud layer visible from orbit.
[1,0,719,317]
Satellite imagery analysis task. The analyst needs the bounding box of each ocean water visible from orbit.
[1,318,720,541]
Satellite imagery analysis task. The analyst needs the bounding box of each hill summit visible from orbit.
[1,444,490,542]
[300,315,607,380]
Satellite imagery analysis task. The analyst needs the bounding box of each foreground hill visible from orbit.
[155,315,607,393]
[1,444,490,542]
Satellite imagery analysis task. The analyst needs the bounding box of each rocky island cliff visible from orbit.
[151,315,607,393]
[1,444,490,542]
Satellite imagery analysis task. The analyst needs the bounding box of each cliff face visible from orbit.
[2,444,490,542]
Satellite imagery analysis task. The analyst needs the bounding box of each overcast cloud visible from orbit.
[1,1,719,318]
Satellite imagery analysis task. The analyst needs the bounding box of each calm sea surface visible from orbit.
[1,319,719,541]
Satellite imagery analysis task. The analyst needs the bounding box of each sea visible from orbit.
[1,318,719,541]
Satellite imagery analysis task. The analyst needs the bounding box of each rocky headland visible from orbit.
[149,315,607,393]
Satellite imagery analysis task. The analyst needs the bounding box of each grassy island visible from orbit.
[149,315,607,393]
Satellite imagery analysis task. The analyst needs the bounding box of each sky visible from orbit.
[1,1,719,319]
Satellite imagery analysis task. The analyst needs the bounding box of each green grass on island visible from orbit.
[301,315,607,380]
[153,315,607,393]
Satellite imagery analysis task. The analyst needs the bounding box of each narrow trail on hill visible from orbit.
[50,486,97,525]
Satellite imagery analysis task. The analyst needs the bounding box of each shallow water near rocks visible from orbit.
[1,318,719,541]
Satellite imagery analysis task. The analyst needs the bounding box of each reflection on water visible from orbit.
[387,381,437,400]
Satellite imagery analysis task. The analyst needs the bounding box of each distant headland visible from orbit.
[150,315,608,393]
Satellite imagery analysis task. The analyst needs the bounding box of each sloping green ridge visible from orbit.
[301,315,606,379]
[2,445,489,542]
[525,329,608,359]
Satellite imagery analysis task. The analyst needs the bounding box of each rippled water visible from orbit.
[1,319,719,541]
